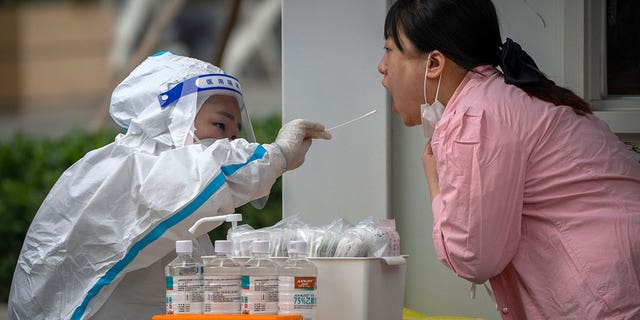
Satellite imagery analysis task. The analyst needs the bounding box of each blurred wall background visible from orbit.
[0,0,282,139]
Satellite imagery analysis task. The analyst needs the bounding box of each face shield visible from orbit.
[158,73,257,145]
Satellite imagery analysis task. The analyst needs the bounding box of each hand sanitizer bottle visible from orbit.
[165,240,203,314]
[278,240,318,320]
[241,240,279,314]
[202,240,242,314]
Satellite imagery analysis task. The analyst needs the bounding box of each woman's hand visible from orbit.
[422,140,440,202]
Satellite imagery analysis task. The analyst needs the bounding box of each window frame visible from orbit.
[581,0,640,135]
[585,0,640,110]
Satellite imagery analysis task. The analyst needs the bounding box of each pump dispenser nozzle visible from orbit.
[188,213,242,234]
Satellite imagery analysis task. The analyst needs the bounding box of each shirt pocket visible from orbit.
[454,106,483,145]
[447,107,484,176]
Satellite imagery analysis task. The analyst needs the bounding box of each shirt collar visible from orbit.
[442,65,497,119]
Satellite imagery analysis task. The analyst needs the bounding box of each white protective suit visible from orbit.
[8,52,328,319]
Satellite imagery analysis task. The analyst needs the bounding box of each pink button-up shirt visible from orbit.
[431,65,640,319]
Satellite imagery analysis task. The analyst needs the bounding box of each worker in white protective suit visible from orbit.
[8,52,331,320]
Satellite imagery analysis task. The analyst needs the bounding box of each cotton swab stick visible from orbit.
[326,109,377,131]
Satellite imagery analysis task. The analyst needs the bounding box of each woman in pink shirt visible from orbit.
[377,0,640,319]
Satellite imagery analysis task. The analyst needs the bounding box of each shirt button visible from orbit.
[502,307,509,314]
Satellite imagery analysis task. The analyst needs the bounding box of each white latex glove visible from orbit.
[270,119,332,171]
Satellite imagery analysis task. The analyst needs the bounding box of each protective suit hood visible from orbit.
[110,51,253,152]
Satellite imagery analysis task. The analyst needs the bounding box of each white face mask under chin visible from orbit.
[420,54,445,139]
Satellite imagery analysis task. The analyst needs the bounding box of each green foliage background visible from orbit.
[0,114,282,302]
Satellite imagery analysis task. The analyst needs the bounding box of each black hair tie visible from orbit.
[498,38,544,86]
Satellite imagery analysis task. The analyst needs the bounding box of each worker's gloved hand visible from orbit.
[270,119,332,171]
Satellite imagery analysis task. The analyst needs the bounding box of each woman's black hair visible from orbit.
[384,0,591,115]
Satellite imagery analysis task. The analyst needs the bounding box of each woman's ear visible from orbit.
[427,50,446,79]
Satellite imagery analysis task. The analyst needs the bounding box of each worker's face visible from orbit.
[194,95,242,140]
[378,30,426,127]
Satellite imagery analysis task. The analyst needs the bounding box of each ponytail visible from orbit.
[499,38,592,115]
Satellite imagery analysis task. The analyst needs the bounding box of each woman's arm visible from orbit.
[431,106,526,283]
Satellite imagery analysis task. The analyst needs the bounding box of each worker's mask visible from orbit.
[193,137,216,148]
[420,53,445,139]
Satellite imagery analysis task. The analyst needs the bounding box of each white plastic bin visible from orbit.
[235,256,408,320]
[309,256,408,320]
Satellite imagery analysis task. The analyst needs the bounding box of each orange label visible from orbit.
[294,276,316,289]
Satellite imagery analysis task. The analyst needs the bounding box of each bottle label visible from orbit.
[203,275,241,314]
[166,275,203,314]
[241,275,279,314]
[278,275,317,319]
[293,276,316,289]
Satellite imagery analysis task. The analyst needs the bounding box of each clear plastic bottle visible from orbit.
[165,240,204,314]
[241,240,279,314]
[379,219,401,256]
[202,240,242,314]
[278,240,318,320]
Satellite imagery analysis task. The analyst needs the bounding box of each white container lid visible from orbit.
[214,240,232,254]
[175,240,193,253]
[251,240,270,254]
[288,240,307,254]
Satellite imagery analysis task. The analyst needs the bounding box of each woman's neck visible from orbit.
[440,62,469,107]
